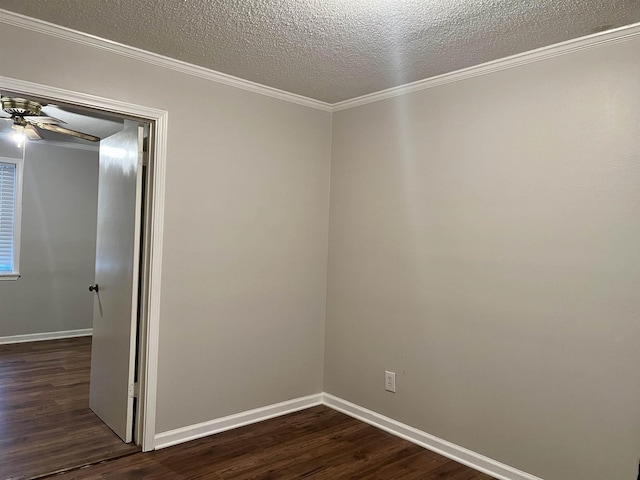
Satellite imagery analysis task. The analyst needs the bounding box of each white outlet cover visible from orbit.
[385,371,396,393]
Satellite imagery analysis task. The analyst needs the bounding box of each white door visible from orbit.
[89,120,144,443]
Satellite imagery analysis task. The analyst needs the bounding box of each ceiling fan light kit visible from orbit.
[10,124,26,148]
[1,96,101,144]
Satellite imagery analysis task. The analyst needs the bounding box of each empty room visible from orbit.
[0,2,639,480]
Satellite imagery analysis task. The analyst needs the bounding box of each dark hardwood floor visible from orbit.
[1,338,494,479]
[53,406,495,480]
[0,337,139,480]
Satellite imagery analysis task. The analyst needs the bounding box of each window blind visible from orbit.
[0,161,17,273]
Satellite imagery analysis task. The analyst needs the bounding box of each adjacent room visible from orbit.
[0,99,149,479]
[0,2,639,480]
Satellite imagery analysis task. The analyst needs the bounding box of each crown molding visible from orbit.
[27,139,99,151]
[332,21,640,111]
[0,9,333,113]
[2,9,639,114]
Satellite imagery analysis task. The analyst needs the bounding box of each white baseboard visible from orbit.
[154,393,323,450]
[322,393,542,480]
[0,328,93,344]
[152,391,540,479]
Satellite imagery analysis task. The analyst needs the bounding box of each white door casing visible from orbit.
[89,120,144,443]
[0,75,167,451]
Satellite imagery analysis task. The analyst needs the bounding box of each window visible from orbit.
[0,156,23,280]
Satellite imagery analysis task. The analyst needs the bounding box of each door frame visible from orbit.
[0,75,167,452]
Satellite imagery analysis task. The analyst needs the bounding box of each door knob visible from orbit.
[89,284,99,293]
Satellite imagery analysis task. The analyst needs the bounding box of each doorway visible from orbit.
[0,77,166,477]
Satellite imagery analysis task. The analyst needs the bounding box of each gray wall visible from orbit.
[4,15,639,480]
[0,141,98,337]
[0,130,22,159]
[325,38,640,480]
[0,21,332,433]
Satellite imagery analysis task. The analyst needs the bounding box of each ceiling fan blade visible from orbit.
[36,122,100,142]
[24,124,42,140]
[0,117,12,122]
[24,115,65,124]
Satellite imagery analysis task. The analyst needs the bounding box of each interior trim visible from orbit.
[331,22,640,111]
[24,139,99,151]
[0,328,92,344]
[0,9,333,113]
[1,9,638,114]
[0,75,168,454]
[322,393,543,480]
[154,391,542,479]
[154,393,323,450]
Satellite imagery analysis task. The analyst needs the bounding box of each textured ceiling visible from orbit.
[1,0,639,103]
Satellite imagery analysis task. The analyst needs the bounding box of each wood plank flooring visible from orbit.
[1,337,494,479]
[54,406,495,480]
[0,337,139,480]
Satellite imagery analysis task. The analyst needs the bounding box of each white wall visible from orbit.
[325,38,640,480]
[0,140,98,337]
[0,21,332,433]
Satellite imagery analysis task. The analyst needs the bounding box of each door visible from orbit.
[89,120,144,443]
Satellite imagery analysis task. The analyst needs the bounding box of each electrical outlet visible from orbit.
[385,371,396,393]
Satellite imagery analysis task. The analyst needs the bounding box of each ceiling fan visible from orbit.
[1,97,100,143]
